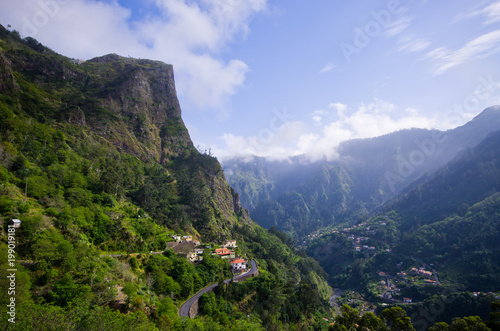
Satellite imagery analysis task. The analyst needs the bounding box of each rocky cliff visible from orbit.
[0,24,250,239]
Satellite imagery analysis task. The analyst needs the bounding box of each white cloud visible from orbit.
[482,1,500,24]
[328,102,348,118]
[455,1,500,25]
[397,35,431,53]
[425,29,500,75]
[0,0,267,110]
[384,16,413,37]
[216,99,438,161]
[215,120,308,161]
[319,62,336,74]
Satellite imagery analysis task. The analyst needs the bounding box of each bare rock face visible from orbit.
[81,54,192,162]
[0,51,18,93]
[66,107,86,126]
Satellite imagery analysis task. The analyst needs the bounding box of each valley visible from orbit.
[224,108,500,327]
[0,22,499,330]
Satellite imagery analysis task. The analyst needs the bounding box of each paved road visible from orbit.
[179,259,258,318]
[100,251,165,258]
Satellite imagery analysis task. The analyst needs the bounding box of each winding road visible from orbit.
[179,259,258,318]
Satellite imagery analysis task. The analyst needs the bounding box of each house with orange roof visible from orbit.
[230,259,247,271]
[213,247,235,259]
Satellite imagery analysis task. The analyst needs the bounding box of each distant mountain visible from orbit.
[385,128,500,231]
[395,192,500,291]
[223,106,500,238]
[301,129,500,327]
[308,128,500,291]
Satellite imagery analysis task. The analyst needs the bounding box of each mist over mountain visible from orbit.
[302,128,500,326]
[223,106,500,237]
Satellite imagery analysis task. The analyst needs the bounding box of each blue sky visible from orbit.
[2,0,500,160]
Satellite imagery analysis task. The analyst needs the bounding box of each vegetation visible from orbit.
[0,25,336,330]
[1,24,499,330]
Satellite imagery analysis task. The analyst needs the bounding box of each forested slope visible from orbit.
[0,25,331,330]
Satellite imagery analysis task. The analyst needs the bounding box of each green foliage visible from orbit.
[429,315,490,331]
[49,273,91,307]
[487,302,500,331]
[328,305,415,331]
[397,194,500,291]
[0,26,331,330]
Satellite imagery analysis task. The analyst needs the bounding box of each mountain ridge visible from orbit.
[0,24,334,329]
[224,106,500,237]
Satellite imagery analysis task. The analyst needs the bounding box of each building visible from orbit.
[223,240,237,248]
[214,247,235,259]
[230,259,247,271]
[8,219,21,228]
[403,298,412,303]
[186,251,198,262]
[182,235,192,242]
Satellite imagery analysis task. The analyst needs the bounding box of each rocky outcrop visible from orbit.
[0,51,18,93]
[0,24,251,241]
[81,54,192,162]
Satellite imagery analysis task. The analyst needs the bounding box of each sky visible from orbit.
[2,0,500,161]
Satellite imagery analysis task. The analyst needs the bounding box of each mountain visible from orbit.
[223,106,500,238]
[303,129,500,326]
[384,129,500,231]
[0,26,251,241]
[381,130,500,291]
[0,25,331,330]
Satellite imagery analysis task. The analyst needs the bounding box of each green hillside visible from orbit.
[303,130,500,327]
[0,26,332,330]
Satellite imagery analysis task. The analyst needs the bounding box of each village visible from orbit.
[166,235,249,275]
[298,216,446,308]
[376,265,439,304]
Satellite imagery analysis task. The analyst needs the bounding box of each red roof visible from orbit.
[230,259,246,264]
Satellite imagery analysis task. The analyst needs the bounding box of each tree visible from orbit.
[49,274,91,307]
[429,315,489,331]
[380,307,415,331]
[331,304,361,330]
[359,312,389,331]
[487,302,500,331]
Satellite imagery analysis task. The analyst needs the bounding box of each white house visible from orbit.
[230,259,246,271]
[8,219,21,228]
[187,251,198,262]
[223,240,237,248]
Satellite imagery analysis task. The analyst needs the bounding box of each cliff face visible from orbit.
[0,25,250,239]
[82,54,192,163]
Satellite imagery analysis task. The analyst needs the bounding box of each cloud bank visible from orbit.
[215,99,439,162]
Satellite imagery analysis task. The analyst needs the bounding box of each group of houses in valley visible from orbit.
[377,264,439,304]
[167,235,248,274]
[410,267,433,278]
